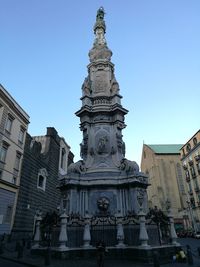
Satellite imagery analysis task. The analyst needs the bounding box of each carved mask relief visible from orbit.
[97,196,110,212]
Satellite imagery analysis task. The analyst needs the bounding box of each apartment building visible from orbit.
[180,130,200,232]
[0,84,29,235]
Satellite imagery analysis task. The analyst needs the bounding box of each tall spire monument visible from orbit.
[59,7,148,220]
[32,9,179,260]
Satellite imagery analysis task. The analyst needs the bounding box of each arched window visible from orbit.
[193,137,197,146]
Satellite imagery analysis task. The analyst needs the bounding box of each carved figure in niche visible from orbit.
[119,158,139,174]
[68,160,86,174]
[97,136,108,154]
[80,133,88,159]
[81,77,91,96]
[110,76,119,95]
[137,189,145,207]
[97,197,109,212]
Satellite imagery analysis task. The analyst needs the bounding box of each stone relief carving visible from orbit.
[137,189,145,207]
[97,135,108,154]
[80,133,88,159]
[89,46,112,62]
[94,28,106,45]
[97,196,110,212]
[93,70,109,94]
[110,76,119,94]
[116,132,125,155]
[119,158,139,174]
[82,77,91,96]
[68,160,86,174]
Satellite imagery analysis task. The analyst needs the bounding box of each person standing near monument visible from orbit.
[96,240,106,267]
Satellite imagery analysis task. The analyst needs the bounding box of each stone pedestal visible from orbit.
[116,214,125,247]
[58,212,68,251]
[83,213,92,248]
[32,215,42,249]
[138,210,150,248]
[168,209,179,246]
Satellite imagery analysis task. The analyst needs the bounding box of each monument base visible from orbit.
[32,244,180,263]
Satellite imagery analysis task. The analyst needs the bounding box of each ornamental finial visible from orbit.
[93,7,106,46]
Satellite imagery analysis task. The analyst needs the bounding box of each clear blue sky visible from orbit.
[1,0,200,166]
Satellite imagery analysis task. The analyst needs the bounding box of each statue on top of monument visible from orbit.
[93,7,106,35]
[96,7,105,21]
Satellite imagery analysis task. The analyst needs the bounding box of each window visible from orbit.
[0,142,9,162]
[14,152,21,171]
[190,166,196,178]
[37,168,48,191]
[188,182,193,194]
[38,175,45,188]
[193,137,198,146]
[61,148,66,170]
[18,127,25,145]
[190,198,195,208]
[5,114,14,134]
[185,170,190,179]
[4,205,13,223]
[197,162,200,174]
[12,176,17,185]
[186,143,191,152]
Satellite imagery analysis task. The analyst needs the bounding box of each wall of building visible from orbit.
[141,145,187,222]
[11,127,73,240]
[181,130,200,231]
[0,85,29,235]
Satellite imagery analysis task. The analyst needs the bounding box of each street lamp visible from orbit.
[186,200,198,234]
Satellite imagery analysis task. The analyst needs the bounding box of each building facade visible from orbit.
[180,130,200,232]
[141,144,188,230]
[0,84,30,235]
[11,127,73,239]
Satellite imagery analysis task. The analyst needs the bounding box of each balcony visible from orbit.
[195,155,200,162]
[188,190,193,195]
[189,159,194,166]
[183,164,188,170]
[186,176,190,182]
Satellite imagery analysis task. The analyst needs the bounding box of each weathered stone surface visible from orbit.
[59,8,148,221]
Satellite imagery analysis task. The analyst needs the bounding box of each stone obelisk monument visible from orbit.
[59,7,148,221]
